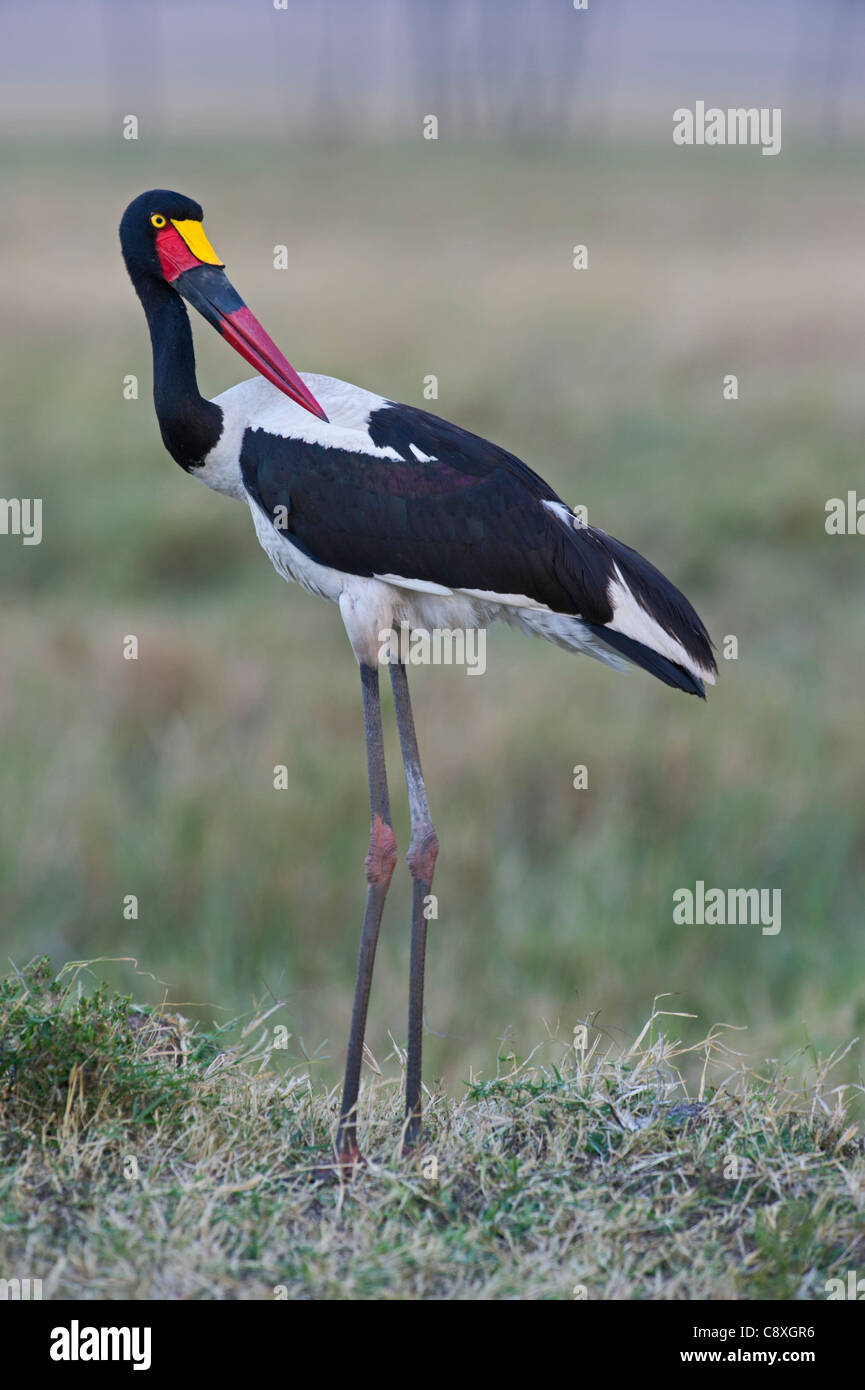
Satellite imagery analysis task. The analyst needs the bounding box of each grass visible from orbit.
[1,959,862,1300]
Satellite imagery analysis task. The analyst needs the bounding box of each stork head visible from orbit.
[119,189,327,421]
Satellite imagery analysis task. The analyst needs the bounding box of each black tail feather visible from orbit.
[598,532,716,679]
[584,623,707,698]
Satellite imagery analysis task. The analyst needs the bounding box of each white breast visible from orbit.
[248,500,345,604]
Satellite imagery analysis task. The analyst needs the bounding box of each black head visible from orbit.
[119,189,210,285]
[120,189,328,422]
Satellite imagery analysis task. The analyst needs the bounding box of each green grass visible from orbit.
[1,960,862,1300]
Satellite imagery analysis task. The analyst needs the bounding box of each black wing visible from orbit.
[239,400,618,624]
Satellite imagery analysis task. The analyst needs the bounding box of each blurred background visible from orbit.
[1,0,864,1099]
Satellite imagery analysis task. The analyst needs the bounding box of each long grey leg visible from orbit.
[389,660,438,1152]
[335,662,397,1165]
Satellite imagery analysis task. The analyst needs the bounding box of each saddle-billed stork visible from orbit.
[120,189,716,1169]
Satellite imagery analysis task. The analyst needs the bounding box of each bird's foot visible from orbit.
[400,1117,423,1158]
[311,1143,366,1183]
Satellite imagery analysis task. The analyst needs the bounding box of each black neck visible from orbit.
[135,275,223,470]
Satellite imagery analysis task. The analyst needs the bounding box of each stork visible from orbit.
[120,189,716,1169]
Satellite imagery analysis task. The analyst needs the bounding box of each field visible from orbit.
[2,959,863,1300]
[1,138,864,1298]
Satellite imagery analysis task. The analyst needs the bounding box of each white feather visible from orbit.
[375,574,454,596]
[409,443,436,462]
[196,374,401,500]
[606,564,715,683]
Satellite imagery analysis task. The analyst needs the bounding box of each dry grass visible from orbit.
[1,959,863,1301]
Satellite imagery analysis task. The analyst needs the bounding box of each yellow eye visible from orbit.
[150,214,166,228]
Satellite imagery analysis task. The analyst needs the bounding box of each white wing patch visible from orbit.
[409,443,437,462]
[606,564,716,684]
[543,500,713,684]
[542,499,586,529]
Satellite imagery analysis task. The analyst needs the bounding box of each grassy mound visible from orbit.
[1,960,862,1300]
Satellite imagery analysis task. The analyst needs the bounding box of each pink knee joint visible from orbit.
[407,828,439,885]
[366,814,397,887]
